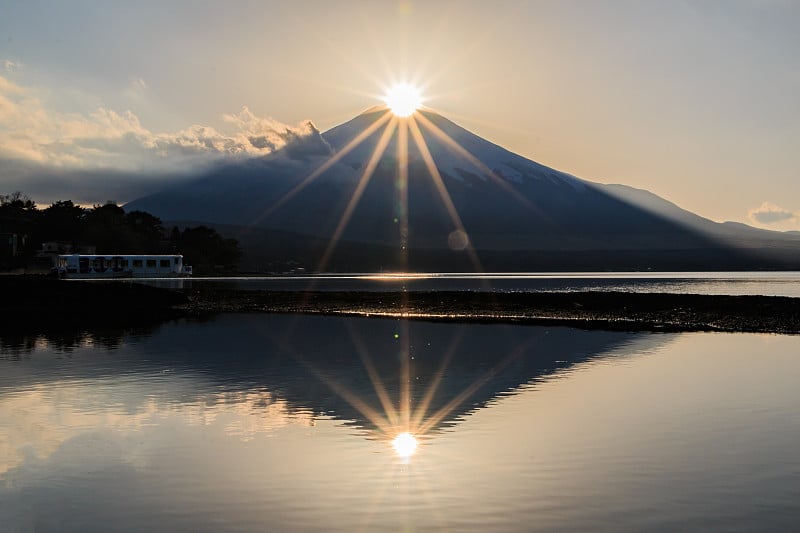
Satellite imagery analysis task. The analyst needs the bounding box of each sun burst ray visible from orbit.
[416,337,533,436]
[414,112,539,212]
[345,321,401,429]
[317,116,398,272]
[295,355,394,435]
[399,318,412,430]
[409,327,465,431]
[397,117,410,269]
[247,110,393,229]
[407,115,485,273]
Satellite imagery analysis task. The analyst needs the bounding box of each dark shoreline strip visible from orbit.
[3,277,799,333]
[180,289,800,334]
[0,276,187,321]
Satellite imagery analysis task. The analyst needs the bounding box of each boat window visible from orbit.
[120,259,129,267]
[160,259,171,268]
[146,259,156,267]
[132,259,143,267]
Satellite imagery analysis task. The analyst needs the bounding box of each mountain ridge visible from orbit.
[126,107,800,271]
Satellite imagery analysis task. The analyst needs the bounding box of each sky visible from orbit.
[1,0,798,229]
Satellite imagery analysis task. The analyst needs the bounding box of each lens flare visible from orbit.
[384,83,422,117]
[392,432,418,457]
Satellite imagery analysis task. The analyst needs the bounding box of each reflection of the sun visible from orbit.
[279,318,537,468]
[392,432,418,458]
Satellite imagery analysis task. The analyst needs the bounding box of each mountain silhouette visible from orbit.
[126,107,800,271]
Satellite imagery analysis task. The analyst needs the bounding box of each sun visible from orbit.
[383,83,422,117]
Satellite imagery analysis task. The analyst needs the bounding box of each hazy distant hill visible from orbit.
[126,107,800,272]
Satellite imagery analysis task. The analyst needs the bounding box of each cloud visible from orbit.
[0,75,25,95]
[748,201,798,225]
[0,75,332,205]
[0,76,318,172]
[3,59,20,72]
[132,77,147,91]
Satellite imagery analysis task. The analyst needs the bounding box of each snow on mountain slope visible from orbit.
[323,107,586,191]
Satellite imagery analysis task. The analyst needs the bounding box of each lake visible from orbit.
[131,271,800,297]
[2,313,799,531]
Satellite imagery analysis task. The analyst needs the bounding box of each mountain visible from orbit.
[126,107,800,272]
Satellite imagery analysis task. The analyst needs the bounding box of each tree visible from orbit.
[0,192,38,264]
[176,226,241,274]
[0,193,242,272]
[126,210,165,252]
[84,202,134,253]
[38,200,86,242]
[0,191,36,210]
[0,192,38,232]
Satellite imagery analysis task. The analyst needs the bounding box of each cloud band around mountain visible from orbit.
[0,74,327,204]
[0,75,316,171]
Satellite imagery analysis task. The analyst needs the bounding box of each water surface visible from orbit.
[2,314,799,531]
[129,271,800,297]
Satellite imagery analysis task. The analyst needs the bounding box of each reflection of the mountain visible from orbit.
[1,313,672,439]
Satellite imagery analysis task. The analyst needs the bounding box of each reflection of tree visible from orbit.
[0,320,172,356]
[0,332,38,359]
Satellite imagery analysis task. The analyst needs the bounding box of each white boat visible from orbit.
[54,254,192,279]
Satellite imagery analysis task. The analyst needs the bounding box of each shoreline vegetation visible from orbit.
[4,276,800,334]
[0,193,240,274]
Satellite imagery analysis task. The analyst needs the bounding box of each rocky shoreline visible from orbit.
[180,286,800,334]
[3,276,800,333]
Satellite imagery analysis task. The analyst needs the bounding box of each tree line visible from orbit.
[0,192,240,274]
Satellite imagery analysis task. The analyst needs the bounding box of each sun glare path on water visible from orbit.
[384,83,422,117]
